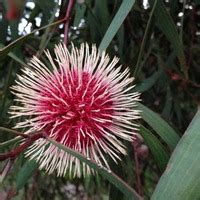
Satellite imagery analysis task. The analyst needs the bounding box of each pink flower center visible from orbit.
[38,71,113,147]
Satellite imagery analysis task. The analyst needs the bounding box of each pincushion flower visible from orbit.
[10,43,140,177]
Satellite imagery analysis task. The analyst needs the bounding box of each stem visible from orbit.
[0,137,21,148]
[133,143,143,196]
[180,0,187,45]
[0,126,30,139]
[0,159,14,182]
[64,0,75,45]
[47,137,143,200]
[0,133,44,161]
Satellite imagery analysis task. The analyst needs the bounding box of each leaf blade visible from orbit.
[46,137,141,200]
[99,0,135,51]
[0,19,65,60]
[139,125,169,172]
[138,103,180,150]
[152,109,200,200]
[134,0,158,76]
[16,160,38,190]
[151,0,188,78]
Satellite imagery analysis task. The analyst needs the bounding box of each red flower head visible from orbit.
[10,43,140,177]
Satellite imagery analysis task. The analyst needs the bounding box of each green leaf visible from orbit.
[138,103,180,150]
[94,0,110,32]
[85,1,103,42]
[0,44,26,66]
[134,0,158,77]
[73,3,86,27]
[152,109,200,200]
[0,137,21,150]
[116,24,124,59]
[150,0,188,78]
[99,0,135,51]
[0,3,8,44]
[28,4,40,24]
[35,0,56,26]
[46,137,141,200]
[139,125,169,172]
[16,160,38,190]
[162,87,172,120]
[133,70,162,93]
[38,2,59,55]
[0,19,65,60]
[8,52,26,66]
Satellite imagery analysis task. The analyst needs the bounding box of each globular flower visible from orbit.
[10,43,140,177]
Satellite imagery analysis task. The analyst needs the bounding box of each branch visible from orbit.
[133,141,143,196]
[0,126,30,139]
[64,0,75,45]
[0,132,44,161]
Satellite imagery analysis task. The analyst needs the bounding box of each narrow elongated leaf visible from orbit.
[35,0,56,26]
[152,109,200,200]
[116,25,124,58]
[38,2,59,55]
[99,0,135,51]
[162,87,172,119]
[0,4,8,44]
[0,19,65,60]
[133,70,162,93]
[16,160,38,190]
[139,125,169,172]
[8,52,26,66]
[134,0,158,76]
[150,0,188,78]
[95,0,110,32]
[73,3,86,27]
[138,103,180,150]
[0,137,21,150]
[47,137,142,200]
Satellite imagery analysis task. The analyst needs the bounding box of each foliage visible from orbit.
[0,0,199,199]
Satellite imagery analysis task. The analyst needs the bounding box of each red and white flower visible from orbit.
[10,43,140,177]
